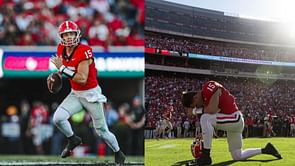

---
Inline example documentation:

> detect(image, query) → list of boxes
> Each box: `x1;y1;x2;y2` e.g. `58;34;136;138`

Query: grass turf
0;155;143;165
145;137;295;166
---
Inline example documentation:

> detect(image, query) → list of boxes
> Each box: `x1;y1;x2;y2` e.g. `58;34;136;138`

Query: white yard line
158;144;176;149
0;161;144;166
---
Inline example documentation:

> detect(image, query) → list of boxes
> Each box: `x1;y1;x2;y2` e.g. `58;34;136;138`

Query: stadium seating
145;0;294;45
0;0;144;47
145;31;295;62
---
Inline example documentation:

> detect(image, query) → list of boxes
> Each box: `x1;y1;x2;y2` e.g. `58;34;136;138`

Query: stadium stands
145;31;295;62
0;0;144;47
145;0;295;45
145;0;295;65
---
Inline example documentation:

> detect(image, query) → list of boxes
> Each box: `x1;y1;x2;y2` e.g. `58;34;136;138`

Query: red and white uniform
163;106;173;121
288;116;293;124
162;106;173;136
202;81;238;114
31;105;49;125
53;21;120;154
200;81;244;155
200;81;271;161
57;43;98;91
30;103;53;146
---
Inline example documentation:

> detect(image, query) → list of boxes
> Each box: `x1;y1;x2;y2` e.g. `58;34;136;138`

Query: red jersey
31;104;49;125
163;107;173;120
57;43;98;90
245;116;254;126
202;81;238;114
290;116;295;124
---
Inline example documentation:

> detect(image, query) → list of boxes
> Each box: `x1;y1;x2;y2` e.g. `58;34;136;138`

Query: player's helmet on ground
58;21;81;46
181;91;197;108
191;139;203;159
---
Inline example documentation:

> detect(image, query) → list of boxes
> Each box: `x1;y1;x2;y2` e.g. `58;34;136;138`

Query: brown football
47;72;62;94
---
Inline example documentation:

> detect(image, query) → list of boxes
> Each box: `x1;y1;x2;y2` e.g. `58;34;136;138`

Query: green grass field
0;155;143;165
145;137;295;166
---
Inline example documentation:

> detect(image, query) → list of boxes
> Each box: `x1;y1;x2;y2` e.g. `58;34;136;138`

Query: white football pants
53;90;120;152
200;111;261;160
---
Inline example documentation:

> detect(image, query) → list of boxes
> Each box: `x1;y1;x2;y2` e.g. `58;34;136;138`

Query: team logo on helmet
58;21;81;46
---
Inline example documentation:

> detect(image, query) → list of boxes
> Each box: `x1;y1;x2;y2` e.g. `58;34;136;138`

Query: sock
202;148;211;156
261;147;267;154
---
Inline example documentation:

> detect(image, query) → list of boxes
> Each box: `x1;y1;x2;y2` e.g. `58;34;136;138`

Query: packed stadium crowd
145;72;295;138
145;0;293;45
0;0;144;47
145;32;295;62
0;97;144;156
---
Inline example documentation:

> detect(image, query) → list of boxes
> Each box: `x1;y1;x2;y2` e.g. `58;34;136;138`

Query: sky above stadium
164;0;295;23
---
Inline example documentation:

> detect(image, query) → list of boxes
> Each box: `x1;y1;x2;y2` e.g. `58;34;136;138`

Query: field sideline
0;155;143;166
145;137;295;166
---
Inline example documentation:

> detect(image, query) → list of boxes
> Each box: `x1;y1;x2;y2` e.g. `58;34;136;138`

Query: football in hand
47;72;62;94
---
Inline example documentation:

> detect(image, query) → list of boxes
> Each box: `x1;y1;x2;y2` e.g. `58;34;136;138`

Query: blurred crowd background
0;0;144;49
0;95;144;156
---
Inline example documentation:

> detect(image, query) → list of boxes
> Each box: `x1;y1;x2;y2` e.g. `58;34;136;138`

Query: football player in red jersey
163;105;173;138
182;80;282;165
50;21;125;165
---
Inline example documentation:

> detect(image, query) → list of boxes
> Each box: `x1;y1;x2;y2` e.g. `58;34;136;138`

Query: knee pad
53;107;70;124
231;149;242;160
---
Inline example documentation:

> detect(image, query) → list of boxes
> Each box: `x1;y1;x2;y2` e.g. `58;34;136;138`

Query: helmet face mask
58;21;81;46
60;32;78;46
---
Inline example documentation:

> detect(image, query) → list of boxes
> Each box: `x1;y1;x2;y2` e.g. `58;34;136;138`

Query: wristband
59;65;76;78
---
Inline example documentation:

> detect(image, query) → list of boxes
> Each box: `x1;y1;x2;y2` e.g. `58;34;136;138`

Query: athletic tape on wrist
59;65;76;78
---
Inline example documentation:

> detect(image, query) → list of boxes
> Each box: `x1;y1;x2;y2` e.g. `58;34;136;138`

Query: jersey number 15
84;50;92;59
207;83;216;92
